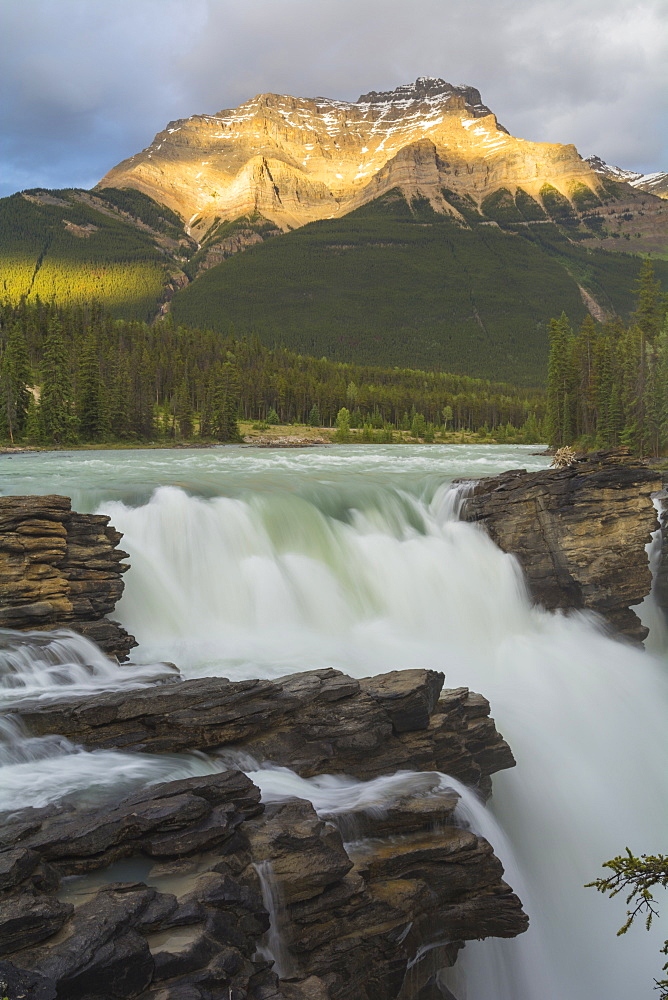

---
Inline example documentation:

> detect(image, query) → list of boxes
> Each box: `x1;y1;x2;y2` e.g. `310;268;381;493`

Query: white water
1;444;666;998
0;628;177;702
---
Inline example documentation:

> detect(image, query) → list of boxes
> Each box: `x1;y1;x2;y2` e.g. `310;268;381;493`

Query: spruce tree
546;313;575;446
211;362;241;442
77;331;108;442
39;318;75;445
0;324;31;443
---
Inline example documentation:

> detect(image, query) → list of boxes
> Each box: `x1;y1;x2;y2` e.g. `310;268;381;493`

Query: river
1;443;666;999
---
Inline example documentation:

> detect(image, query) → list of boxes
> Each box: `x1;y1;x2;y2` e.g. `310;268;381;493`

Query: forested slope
0;189;189;321
170;192;668;385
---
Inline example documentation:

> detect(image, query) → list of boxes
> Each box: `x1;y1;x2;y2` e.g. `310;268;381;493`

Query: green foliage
0;190;179;321
514;188;547;221
480;188;524;223
0;298;547;447
334;407;352;442
545;260;668;455
39;318;76;444
569;183;603;212
77;331;109;442
0;323;31;443
587;849;668;999
540;184;576;220
171;190;668;386
94;187;185;238
211;361;241;442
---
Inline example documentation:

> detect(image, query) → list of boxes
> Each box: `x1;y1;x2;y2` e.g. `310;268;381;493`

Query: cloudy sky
1;0;666;198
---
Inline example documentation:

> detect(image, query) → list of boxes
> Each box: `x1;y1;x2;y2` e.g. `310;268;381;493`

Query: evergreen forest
546;259;668;456
0;299;546;448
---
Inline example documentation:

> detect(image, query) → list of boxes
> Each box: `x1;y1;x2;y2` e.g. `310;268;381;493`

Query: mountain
99;76;605;237
0;187;193;320
1;78;667;385
586;155;668;200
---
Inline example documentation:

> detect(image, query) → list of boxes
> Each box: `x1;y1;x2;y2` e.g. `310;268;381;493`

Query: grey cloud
1;0;666;197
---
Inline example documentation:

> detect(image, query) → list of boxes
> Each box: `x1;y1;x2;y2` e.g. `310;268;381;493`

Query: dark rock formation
0;665;523;998
460;451;662;641
14;669;514;794
0;766;526;1000
0;494;135;659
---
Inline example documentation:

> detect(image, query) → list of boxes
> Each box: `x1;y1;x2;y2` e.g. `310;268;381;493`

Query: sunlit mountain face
97;76;603;235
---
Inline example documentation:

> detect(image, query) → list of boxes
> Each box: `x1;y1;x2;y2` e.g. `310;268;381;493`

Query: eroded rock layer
98;76;602;234
13;668;514;796
0;670;524;1000
0;495;135;659
460;451;662;641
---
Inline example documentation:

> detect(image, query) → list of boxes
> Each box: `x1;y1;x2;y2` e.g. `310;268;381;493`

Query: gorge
0;443;667;1000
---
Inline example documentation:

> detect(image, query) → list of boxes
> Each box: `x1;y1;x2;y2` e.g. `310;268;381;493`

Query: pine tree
211;362;241;442
546;314;575;446
174;377;194;439
0;324;31;443
39;318;75;444
77;331;108;442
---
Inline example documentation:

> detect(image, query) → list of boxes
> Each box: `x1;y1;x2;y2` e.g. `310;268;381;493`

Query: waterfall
97;478;668;1000
253;859;299;979
2;444;666;998
0;627;177;702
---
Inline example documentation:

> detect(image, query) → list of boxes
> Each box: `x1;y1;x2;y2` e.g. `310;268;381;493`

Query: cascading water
0;628;177;701
2;444;666;999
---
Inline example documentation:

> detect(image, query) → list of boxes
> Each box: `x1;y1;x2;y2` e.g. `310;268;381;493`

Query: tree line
0;298;546;446
547;259;668;456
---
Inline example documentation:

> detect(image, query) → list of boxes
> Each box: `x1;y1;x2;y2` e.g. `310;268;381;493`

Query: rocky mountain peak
357;76;490;113
586;154;668;199
98;78;604;232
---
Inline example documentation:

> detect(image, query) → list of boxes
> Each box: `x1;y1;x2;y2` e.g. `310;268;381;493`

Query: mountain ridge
97;77;603;236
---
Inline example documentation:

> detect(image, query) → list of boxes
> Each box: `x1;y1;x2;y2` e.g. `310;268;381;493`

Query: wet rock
359;670;443;732
460;450;662;641
0;961;57;1000
14;670;513;793
0;847;40;890
0;887;72;955
0;771;262;875
0;495;135;658
247;801;353;904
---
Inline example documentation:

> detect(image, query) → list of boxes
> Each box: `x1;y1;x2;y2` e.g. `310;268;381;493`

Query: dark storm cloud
1;0;666;197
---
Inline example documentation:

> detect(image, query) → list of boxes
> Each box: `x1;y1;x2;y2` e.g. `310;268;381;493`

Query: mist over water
2;444;666;999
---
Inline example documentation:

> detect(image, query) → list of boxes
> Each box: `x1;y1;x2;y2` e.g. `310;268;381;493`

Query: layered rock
0;495;135;659
0;763;526;1000
14;668;514;795
460;451;662;641
98;77;603;235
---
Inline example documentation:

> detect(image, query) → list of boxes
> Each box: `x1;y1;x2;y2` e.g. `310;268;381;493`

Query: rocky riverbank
460;450;663;641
